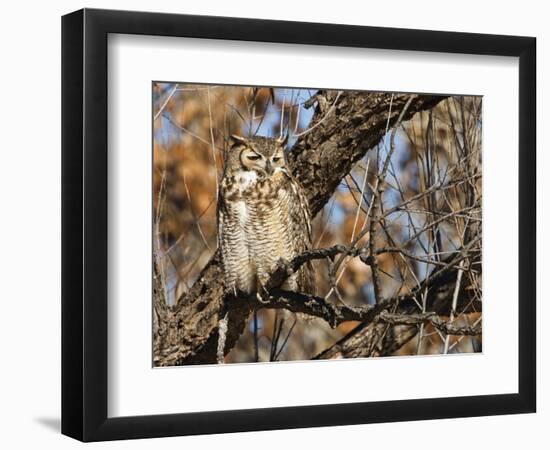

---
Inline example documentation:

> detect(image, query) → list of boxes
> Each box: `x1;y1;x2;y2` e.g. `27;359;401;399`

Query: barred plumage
218;135;315;298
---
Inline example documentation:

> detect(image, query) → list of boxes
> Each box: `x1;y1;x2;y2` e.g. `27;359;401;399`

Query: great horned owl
217;134;315;298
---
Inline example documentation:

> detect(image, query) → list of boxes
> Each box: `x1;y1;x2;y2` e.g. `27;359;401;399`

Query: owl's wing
285;173;316;295
286;175;312;250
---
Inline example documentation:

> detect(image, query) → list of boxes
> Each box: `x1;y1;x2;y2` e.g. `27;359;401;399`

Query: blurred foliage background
153;82;482;363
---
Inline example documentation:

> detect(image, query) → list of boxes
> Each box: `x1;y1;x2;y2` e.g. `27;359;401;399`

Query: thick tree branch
288;91;445;215
153;91;448;366
252;291;481;337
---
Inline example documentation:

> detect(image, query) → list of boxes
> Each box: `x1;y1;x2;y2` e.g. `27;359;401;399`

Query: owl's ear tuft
277;134;289;147
229;134;248;146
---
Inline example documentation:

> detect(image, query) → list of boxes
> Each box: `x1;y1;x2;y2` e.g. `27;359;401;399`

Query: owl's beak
265;161;274;175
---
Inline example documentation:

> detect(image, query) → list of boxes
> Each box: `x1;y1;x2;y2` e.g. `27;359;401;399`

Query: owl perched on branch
217;135;315;299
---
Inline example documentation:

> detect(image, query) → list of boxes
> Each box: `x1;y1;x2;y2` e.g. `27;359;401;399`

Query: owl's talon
256;291;271;305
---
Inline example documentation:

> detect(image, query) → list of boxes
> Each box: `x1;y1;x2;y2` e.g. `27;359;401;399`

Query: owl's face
230;135;288;178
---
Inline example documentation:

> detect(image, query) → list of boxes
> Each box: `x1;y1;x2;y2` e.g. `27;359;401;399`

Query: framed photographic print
61;8;536;442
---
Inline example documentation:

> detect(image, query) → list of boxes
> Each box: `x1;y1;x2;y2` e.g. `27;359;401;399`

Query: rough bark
153;91;448;366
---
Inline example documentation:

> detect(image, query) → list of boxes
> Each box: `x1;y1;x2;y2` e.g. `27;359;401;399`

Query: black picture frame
61;8;536;442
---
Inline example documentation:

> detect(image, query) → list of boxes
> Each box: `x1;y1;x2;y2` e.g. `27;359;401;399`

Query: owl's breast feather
235;200;249;226
238;171;258;191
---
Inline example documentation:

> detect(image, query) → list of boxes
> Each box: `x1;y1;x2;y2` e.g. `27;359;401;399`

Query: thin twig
154;83;178;121
206;88;220;202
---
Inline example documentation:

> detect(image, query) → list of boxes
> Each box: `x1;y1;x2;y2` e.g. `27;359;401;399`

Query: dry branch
377;311;481;336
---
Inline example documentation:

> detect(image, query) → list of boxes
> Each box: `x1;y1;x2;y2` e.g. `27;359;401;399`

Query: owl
217;134;315;299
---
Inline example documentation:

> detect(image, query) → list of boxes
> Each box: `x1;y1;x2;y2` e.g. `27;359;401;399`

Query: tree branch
263;289;388;327
377;311;481;336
